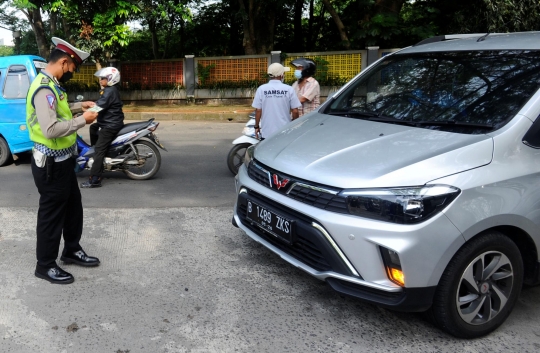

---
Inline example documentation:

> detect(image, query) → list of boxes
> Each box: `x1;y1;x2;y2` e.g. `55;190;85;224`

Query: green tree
50;0;141;68
137;0;191;59
0;44;14;56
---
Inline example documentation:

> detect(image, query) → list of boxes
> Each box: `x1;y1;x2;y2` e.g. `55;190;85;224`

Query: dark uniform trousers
89;124;121;177
31;156;83;268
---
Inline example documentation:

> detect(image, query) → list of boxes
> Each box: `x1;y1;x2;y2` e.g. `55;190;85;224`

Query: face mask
294;70;302;79
59;62;74;83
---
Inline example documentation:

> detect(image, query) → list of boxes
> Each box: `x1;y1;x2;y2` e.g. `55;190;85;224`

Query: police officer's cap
51;37;90;66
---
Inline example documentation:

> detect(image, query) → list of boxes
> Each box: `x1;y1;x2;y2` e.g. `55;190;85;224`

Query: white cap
51;37;90;65
267;63;290;77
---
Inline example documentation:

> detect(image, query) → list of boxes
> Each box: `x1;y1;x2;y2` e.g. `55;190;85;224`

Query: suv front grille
237;189;359;277
238;202;332;271
248;161;349;214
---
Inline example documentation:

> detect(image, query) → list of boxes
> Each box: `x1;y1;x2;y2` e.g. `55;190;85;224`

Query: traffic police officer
27;37;99;284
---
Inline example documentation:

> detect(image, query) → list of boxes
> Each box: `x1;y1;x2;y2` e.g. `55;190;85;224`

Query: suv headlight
340;185;460;224
244;144;256;168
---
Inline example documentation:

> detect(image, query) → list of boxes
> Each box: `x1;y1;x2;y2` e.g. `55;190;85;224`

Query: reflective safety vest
26;72;76;150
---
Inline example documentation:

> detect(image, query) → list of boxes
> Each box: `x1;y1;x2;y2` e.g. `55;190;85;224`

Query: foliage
137;0;191;59
0;45;13;56
57;1;141;64
62;80;100;92
196;63;216;87
197;79;265;91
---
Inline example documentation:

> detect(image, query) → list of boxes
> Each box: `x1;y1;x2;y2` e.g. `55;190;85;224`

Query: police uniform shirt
252;80;302;139
33;70;86;140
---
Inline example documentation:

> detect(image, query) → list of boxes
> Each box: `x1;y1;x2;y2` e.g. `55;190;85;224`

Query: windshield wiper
328;111;418;126
328;110;379;117
413;121;494;129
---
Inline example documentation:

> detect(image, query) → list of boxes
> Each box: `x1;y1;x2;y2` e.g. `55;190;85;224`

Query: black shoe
61;250;100;267
35;265;74;284
80;176;102;188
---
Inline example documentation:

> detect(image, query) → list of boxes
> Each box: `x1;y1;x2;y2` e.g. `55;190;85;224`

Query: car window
326;51;540;134
3;65;30;99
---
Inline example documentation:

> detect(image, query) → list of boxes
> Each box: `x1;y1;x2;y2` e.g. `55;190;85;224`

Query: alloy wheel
456;251;514;325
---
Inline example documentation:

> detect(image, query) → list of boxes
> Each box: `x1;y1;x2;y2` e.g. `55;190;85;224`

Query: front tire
430;231;523;338
227;143;251;175
0;137;12;167
123;140;162;180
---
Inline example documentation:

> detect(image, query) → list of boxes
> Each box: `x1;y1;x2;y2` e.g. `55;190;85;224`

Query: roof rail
413;33;500;46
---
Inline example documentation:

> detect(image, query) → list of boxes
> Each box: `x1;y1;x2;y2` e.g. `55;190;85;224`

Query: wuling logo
272;174;290;190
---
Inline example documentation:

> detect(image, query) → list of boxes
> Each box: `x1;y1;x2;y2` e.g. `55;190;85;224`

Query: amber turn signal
388;267;405;287
380;246;405;287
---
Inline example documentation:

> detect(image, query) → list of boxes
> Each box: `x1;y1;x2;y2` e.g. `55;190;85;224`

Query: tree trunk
307;0;314;50
179;19;185;56
148;20;160;59
238;0;257;54
23;5;50;59
374;0;405;14
238;0;278;54
50;11;57;35
321;0;350;49
162;14;177;59
293;0;304;51
61;17;72;41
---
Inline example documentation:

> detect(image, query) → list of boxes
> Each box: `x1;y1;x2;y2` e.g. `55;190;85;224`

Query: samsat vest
26;72;76;150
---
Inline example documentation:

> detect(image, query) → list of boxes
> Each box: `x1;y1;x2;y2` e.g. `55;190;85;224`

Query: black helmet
291;58;316;78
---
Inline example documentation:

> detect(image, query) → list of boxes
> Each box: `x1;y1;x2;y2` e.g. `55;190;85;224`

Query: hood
254;114;493;188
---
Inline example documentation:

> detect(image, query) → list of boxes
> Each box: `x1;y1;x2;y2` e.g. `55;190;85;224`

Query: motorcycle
75;118;167;180
227;111;260;175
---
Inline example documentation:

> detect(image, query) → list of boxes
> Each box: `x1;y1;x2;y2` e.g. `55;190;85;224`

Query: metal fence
71;48;398;90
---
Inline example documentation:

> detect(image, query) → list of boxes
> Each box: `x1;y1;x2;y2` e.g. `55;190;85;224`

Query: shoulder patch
46;94;56;109
41;76;50;84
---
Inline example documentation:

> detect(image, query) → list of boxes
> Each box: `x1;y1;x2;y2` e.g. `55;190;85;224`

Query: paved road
1;121;540;352
0;121;240;208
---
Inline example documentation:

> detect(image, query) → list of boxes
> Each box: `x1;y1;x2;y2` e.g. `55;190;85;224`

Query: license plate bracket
246;199;294;244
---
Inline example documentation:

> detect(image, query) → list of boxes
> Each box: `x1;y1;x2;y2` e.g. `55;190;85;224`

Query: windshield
325;50;540;134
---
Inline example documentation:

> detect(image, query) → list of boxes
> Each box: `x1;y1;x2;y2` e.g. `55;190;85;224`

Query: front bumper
235;187;437;311
234;164;465;312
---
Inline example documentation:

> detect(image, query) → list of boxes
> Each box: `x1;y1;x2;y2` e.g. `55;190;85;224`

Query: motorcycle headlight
340;185;460;224
244;144;256;168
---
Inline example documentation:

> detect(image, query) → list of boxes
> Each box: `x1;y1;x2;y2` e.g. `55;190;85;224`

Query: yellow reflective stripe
28;112;38;128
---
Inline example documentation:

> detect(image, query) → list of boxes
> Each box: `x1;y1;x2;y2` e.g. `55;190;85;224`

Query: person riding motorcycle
80;67;125;188
291;58;320;117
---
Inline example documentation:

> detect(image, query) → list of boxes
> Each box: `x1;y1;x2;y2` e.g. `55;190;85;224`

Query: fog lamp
380;247;405;286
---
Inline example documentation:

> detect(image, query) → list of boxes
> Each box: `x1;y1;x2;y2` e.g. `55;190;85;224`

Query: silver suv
233;32;540;338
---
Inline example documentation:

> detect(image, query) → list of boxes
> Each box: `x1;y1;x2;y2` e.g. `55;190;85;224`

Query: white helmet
94;67;120;87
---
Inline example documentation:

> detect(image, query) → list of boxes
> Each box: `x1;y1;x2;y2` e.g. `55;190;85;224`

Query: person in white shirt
252;63;302;139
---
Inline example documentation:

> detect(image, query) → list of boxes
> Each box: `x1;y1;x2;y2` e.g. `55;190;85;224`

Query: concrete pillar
184;55;195;99
270;51;281;64
366;46;380;67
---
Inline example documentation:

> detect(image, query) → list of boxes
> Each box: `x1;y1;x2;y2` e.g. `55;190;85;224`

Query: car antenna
478;19;514;42
477;32;490;42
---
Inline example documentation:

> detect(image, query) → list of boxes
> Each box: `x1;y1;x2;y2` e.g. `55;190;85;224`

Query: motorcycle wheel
123;140;162;180
227;143;252;175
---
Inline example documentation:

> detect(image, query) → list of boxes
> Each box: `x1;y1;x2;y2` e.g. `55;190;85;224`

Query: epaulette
41;76;50;84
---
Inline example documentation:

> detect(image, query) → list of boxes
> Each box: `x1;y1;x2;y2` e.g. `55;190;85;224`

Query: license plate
246;199;294;244
152;133;166;150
